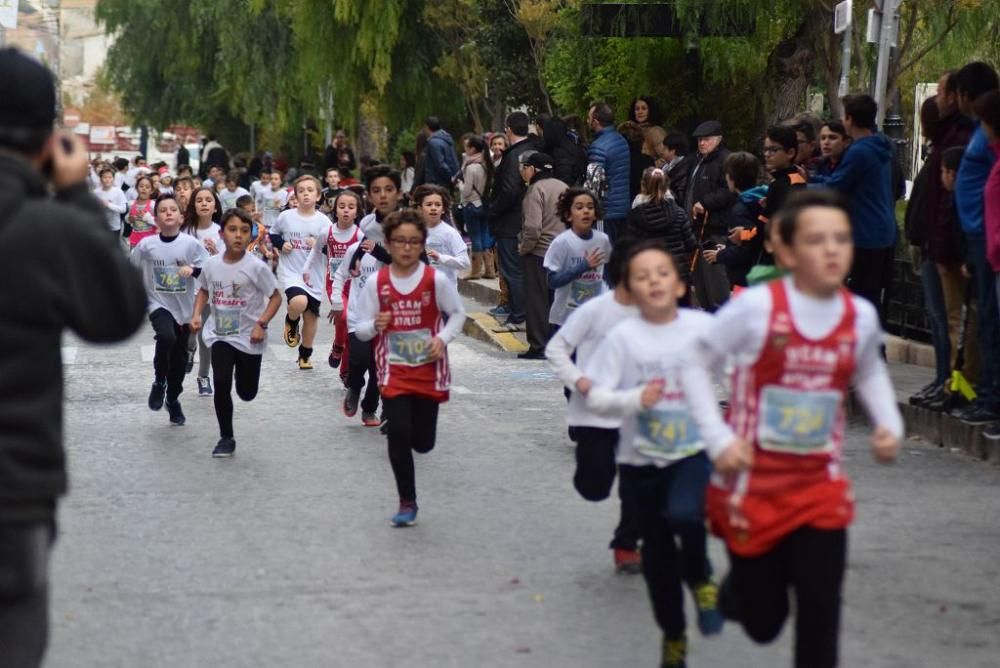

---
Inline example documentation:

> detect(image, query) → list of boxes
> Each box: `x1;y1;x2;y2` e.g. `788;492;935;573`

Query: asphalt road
45;313;1000;667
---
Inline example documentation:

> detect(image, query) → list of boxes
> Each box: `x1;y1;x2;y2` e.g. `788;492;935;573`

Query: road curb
463;312;529;353
458;277;501;304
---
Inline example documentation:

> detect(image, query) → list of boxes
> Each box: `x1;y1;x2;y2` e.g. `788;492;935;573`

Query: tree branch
894;0;919;64
894;4;958;77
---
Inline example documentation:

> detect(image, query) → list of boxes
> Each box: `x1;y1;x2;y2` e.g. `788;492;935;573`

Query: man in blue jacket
421;116;460;189
586;103;630;243
810;94;897;321
953;61;1000;427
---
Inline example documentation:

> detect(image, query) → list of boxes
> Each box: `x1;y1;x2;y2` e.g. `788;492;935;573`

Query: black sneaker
517;349;545;360
148;379;167;411
913;384;947;410
166;399;186;426
343;388;360;417
909;381;941;405
212;438;236;458
983;423;1000;441
958;404;1000;426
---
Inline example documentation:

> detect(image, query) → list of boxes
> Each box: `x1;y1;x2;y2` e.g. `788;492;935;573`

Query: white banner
90;126;117;145
0;0;17;30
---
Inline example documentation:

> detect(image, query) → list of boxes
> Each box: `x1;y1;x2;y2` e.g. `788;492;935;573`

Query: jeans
0;522;53;668
602;217;626;247
620;453;713;638
211;342;263;439
920;259;951;384
495;237;525;321
966;236;1000;408
464;204;493;253
383;395;440;502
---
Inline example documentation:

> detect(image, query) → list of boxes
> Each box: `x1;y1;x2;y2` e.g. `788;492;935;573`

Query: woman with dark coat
542;117;588;187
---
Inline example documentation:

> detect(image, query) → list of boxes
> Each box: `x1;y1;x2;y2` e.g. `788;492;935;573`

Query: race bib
153;266;185;293
213;307;242;337
387;328;433;366
757;385;841;455
569;278;602;308
635;408;703;461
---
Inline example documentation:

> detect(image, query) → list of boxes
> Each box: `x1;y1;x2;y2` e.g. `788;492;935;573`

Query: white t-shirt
334;240;385;332
93;186;127;231
353;265;467;344
359;212;384;244
198;253;279;355
545;290;640;428
304;223;361;293
259;186;288;229
543;229;612;325
132;233;209;324
585;309;720;467
272;209;327;299
424;222;470;287
190;222;224;256
219;186;251;211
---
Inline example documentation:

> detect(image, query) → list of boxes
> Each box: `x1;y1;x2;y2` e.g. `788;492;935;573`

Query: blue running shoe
691;581;724;636
488;304;511;318
391;502;418;527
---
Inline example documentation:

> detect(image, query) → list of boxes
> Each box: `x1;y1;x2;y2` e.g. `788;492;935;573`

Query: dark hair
629;96;663;126
325;166;340;176
464;134;486;154
766;124;799;155
556;187;603;225
775;189;850;246
941;145;965;172
208;163;224;174
401;150;416;169
221;207;254;231
462;134;495;197
0;126;50;156
534;112;552;130
411;183;452;211
663;131;689;155
226;169;240;184
955;61;1000;103
173;175;194;190
425;116;442;132
723;152;763;192
153;193;179;216
842;94;878;130
820;120;847;138
133;155;146;165
920;95;941;142
794;122;816;142
382;208;427;243
332;189;364;218
617;121;646;150
505;111;530;137
113;157;129;171
415;128;430;156
98;166;115;178
973;89;1000;134
590;103;614;127
942;69;959;94
235;194;254;208
363;164;402;191
621;239;681;292
562;114;584;134
134;175;155;197
182;186;223;234
606;239;630;287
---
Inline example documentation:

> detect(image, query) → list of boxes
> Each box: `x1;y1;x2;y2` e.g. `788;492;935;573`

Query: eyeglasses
390;237;424;248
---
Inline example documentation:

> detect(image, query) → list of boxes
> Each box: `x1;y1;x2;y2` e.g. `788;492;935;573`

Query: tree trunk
756;20;816;132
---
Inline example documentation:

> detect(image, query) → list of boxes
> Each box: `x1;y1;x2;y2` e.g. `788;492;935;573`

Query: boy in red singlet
688;190;903;668
355;210;466;527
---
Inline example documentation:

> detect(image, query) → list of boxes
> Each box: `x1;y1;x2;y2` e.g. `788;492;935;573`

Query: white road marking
61;347;78;365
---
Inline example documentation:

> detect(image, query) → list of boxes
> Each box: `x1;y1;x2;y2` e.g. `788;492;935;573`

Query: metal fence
885;243;931;343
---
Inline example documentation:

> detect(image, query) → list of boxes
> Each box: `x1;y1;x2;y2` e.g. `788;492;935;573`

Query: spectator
399;150;416;198
660;131;694;203
618;120;655;204
326;129;356;175
460;134;495;279
176;141;189;168
585;102;630;243
489;111;541;329
517;151;568;358
420;116;460;189
810;94;897;321
685;120;732;310
706;152;767;288
489;132;508;168
953;62;1000;427
762;124;807;220
623;166;698;287
542;116;587;186
815;120;850;177
629;96;667;160
0;48;146;666
792;121;820;174
200;135;229;179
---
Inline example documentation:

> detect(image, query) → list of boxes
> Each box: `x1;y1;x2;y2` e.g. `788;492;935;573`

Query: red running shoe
614;548;642;574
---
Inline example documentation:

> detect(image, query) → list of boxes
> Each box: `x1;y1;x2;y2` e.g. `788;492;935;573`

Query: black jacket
542;118;587;187
0;152;146;523
623;198;698;282
716;197;763;287
489;135;541;238
667;154;694;205
628;148;655;203
684;146;731;236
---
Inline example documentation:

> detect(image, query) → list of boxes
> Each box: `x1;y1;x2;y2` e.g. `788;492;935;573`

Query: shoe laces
694;582;718;611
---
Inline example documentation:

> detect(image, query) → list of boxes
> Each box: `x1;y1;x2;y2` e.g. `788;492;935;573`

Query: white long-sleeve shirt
425;221;470;287
93;186;128;231
332;240;384;333
353;265;466;344
545;290;639;428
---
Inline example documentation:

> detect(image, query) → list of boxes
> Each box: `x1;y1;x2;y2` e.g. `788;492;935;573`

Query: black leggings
348;333;380;414
573;426;639;551
211;342;263;439
726;527;847;668
0;522;52;668
383;395;440;502
150;308;190;402
621;455;713;639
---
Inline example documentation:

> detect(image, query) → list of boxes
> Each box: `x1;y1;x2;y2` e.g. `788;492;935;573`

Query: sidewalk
458;276;1000;465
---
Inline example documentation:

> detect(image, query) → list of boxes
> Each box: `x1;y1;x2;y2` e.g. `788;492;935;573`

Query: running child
411;184;470;286
219;169;251;210
690;190;903;668
304;190;362;372
355;209;466;526
191;208;282;458
544;240;643;573
259;168;288;231
133;194;209;426
269;175;328;368
320;166;343;215
544;188;613;330
127;175;158;248
174;176;194;212
240;194;274;265
93;166;128;242
182;187;224;393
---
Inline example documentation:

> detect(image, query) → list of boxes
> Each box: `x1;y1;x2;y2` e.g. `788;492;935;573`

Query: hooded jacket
424;129;461;188
542;117;587;187
519;171;569;257
810;133;897;249
588;125;631;220
0;151;146;523
623;197;698;282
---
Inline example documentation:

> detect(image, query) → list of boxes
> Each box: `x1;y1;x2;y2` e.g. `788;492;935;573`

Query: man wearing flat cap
0;48;145;666
685;120;732;310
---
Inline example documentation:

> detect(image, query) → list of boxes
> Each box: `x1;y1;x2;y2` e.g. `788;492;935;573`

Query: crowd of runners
77;57;1000;668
